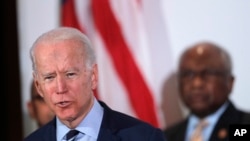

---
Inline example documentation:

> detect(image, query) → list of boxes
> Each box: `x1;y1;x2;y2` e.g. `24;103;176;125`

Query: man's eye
67;73;76;78
44;76;54;81
203;70;215;76
203;69;225;77
180;71;194;78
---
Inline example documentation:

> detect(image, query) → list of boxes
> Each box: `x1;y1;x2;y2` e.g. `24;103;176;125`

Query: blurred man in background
27;80;55;127
164;41;250;141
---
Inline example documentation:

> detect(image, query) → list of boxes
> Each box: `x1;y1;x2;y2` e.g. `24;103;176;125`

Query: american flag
61;0;173;128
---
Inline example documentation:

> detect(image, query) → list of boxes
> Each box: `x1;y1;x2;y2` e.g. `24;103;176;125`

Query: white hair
30;27;96;73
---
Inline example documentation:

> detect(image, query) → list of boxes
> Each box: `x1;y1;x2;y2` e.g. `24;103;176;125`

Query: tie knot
66;130;79;140
190;119;208;141
197;119;208;129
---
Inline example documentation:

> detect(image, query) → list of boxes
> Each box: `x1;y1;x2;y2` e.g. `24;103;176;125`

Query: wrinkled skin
33;39;98;129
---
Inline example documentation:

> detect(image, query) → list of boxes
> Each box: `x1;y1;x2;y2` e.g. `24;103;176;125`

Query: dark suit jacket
164;101;250;141
24;101;166;141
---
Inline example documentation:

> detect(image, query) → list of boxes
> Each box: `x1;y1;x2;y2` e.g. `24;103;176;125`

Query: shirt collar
185;102;229;141
56;98;104;140
189;101;229;128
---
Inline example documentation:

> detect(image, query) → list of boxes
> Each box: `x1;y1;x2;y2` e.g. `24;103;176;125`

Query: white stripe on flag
62;0;174;128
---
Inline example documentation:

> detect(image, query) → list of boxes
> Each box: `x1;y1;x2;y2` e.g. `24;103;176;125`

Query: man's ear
227;75;235;94
34;80;44;98
91;64;98;90
33;73;44;98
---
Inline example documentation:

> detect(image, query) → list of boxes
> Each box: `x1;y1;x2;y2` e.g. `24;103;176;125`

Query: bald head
179;42;232;75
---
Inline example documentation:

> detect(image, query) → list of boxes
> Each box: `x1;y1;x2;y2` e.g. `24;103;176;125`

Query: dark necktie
66;130;79;141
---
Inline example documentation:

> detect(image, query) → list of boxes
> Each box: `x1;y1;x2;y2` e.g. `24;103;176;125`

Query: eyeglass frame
178;69;231;82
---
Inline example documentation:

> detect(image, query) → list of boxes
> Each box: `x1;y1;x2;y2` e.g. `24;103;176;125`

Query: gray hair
30;27;96;73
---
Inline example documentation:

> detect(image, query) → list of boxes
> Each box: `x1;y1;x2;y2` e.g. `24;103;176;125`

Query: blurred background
4;0;250;140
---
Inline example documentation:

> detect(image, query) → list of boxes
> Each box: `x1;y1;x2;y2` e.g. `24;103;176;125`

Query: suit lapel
97;128;121;141
42;118;57;141
97;101;123;141
175;120;188;141
209;102;241;141
164;119;188;141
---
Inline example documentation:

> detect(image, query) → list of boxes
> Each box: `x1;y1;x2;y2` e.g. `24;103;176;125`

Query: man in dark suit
24;27;166;141
164;41;250;141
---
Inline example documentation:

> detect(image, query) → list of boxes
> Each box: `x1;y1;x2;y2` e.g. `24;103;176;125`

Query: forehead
179;46;226;70
34;40;85;70
36;38;83;52
35;40;84;59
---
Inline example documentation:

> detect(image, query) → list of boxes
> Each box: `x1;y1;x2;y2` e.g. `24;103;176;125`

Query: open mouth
57;101;70;108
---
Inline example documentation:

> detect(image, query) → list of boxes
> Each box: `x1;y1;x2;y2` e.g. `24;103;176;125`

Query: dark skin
178;42;234;118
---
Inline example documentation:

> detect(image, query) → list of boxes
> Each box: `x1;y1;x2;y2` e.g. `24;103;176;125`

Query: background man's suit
164;101;250;141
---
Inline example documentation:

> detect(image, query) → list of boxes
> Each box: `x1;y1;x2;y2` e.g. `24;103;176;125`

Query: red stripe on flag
61;0;84;32
61;0;99;99
91;0;159;127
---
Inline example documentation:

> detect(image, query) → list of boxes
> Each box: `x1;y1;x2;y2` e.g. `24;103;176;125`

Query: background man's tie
190;119;208;141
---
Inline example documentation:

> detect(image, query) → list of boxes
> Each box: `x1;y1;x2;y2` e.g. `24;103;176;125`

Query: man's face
178;47;234;118
33;40;98;123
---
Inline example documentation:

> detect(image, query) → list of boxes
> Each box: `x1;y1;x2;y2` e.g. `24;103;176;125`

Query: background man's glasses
178;69;229;81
